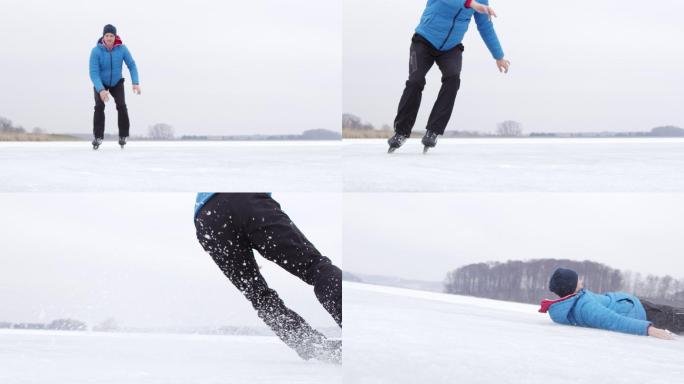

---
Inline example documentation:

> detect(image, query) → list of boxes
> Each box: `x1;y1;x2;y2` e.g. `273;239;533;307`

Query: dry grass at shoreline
0;133;82;142
343;128;425;139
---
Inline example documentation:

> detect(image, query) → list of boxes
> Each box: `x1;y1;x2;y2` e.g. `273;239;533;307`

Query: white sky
344;193;684;282
0;0;341;136
344;0;684;134
0;193;341;329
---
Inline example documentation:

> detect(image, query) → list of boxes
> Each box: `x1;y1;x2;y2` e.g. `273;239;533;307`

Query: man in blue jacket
388;0;510;153
194;193;342;363
539;268;681;340
89;24;140;150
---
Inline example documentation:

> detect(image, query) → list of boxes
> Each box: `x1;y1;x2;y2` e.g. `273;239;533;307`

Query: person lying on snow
194;193;342;363
539;268;682;340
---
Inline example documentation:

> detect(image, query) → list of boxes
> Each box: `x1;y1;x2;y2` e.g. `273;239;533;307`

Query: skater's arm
578;299;652;336
89;48;105;92
123;46;140;86
473;0;505;61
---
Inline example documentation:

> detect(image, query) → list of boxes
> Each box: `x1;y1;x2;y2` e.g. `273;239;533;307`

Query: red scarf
538;293;577;313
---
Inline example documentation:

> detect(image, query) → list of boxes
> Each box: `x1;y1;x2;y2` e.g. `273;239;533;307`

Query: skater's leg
195;203;329;359
426;43;463;135
211;193;342;328
93;87;106;139
640;299;684;334
109;79;130;138
393;35;436;137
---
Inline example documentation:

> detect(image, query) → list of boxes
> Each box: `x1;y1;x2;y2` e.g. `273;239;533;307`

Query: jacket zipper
439;9;462;50
109;50;113;86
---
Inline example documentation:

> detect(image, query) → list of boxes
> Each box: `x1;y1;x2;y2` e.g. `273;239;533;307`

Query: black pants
93;78;129;139
641;298;684;334
393;34;464;136
194;194;342;356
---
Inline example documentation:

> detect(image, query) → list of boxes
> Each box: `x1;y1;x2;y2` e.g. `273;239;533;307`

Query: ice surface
0;330;341;384
0;141;340;192
343;138;684;192
344;282;684;384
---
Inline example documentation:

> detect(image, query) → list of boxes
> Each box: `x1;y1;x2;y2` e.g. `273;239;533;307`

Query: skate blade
423;146;429;154
388;147;397;154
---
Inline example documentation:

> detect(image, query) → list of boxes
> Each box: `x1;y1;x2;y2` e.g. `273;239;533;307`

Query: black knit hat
103;24;117;36
549;268;579;298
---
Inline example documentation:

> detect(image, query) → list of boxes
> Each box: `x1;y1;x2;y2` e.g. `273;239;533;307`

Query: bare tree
342;113;362;129
148;123;175;140
48;318;87;331
497;120;523;137
0;116;25;133
342;113;375;130
0;116;12;132
93;317;120;332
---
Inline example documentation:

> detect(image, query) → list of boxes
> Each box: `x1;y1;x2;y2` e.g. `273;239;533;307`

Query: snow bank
343;138;684;192
344;282;684;384
0;329;341;384
0;141;340;192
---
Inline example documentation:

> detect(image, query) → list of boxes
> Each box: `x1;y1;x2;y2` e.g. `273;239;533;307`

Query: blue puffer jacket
545;289;651;336
415;0;504;59
194;193;273;217
194;193;216;217
89;36;139;93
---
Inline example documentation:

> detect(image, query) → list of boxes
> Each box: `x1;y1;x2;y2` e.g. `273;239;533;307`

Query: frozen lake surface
345;282;684;384
0;141;340;192
0;330;341;384
343;138;684;192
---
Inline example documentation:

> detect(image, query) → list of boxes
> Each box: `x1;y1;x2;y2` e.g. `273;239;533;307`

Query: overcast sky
344;193;684;282
0;0;340;136
344;0;684;134
0;193;341;329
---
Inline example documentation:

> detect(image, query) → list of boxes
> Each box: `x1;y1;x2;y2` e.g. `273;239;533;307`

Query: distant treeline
0;318;87;331
180;129;341;141
444;259;684;306
2;115;341;141
0;115;78;141
0;318;340;337
343;112;684;138
342;113;486;138
529;126;684;138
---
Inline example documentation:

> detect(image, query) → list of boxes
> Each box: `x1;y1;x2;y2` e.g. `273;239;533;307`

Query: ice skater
89;24;140;150
388;0;510;154
539;268;682;340
194;193;342;363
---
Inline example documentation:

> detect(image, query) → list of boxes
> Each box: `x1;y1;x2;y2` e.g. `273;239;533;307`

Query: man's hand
496;58;510;74
470;1;497;21
132;84;141;95
648;326;676;340
99;90;110;103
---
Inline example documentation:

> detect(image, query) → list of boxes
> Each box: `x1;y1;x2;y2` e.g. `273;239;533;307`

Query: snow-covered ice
0;141;340;192
0;330;341;384
344;282;684;384
343;138;684;192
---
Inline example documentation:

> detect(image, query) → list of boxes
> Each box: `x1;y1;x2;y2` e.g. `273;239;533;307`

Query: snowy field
343;138;684;192
344;282;684;384
0;330;341;384
0;141;340;192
